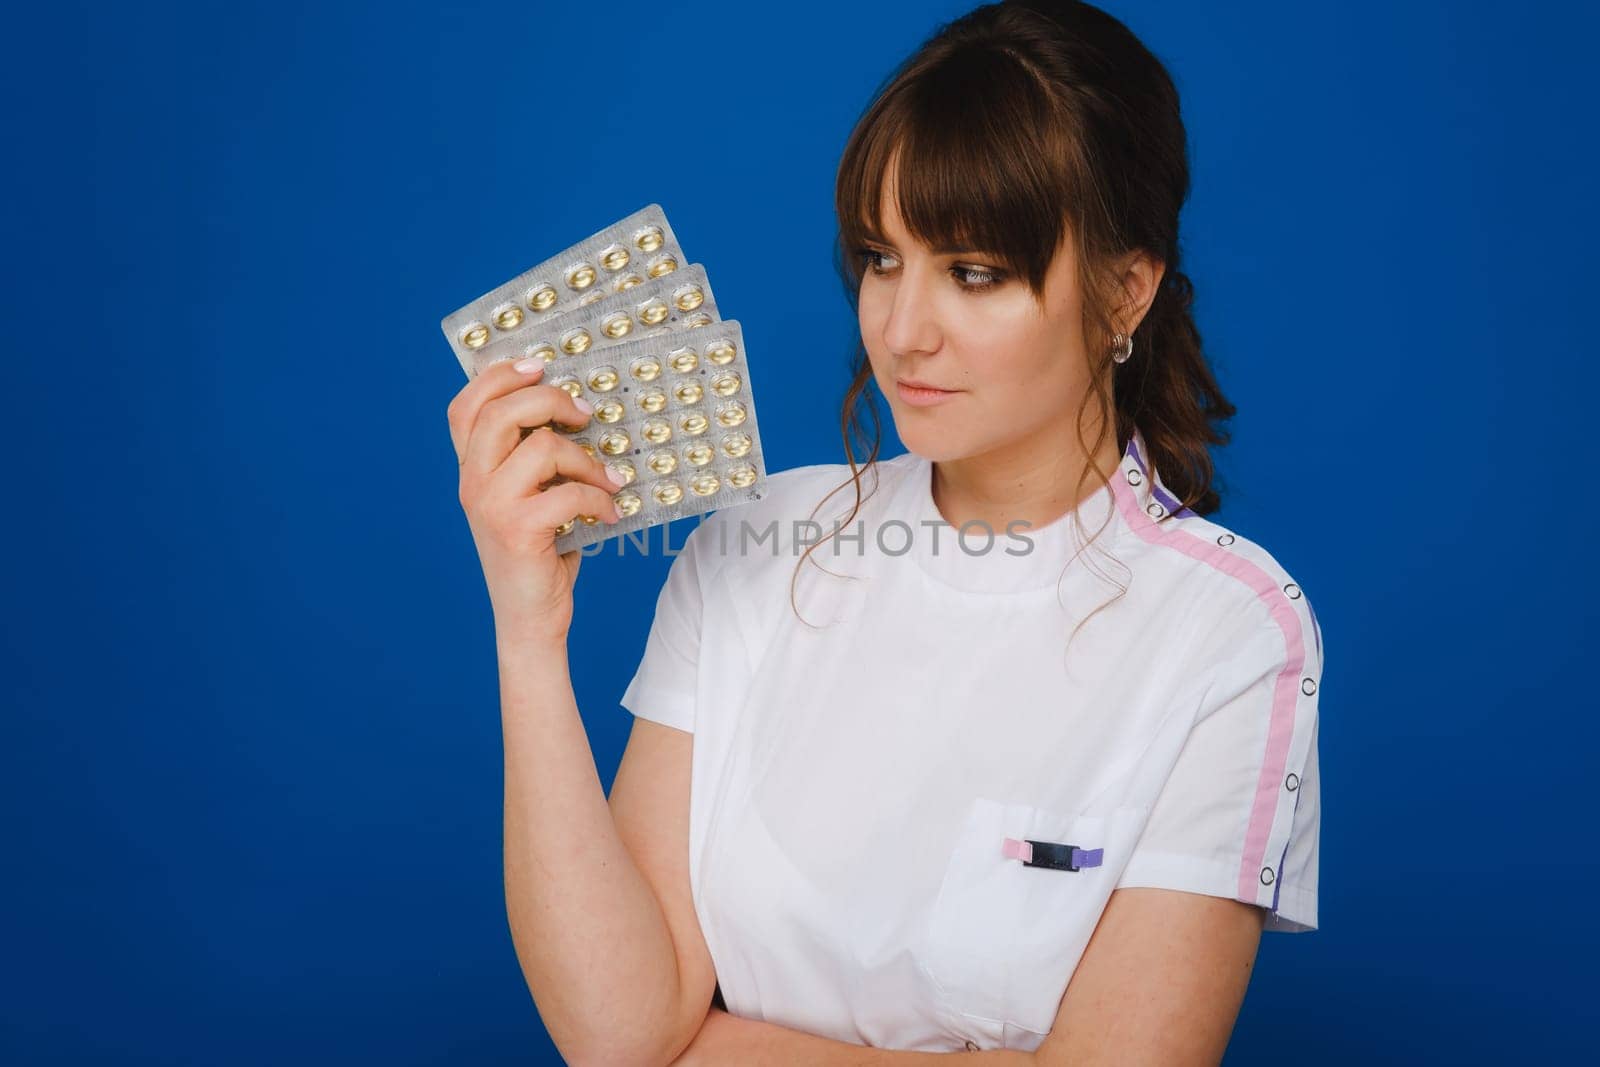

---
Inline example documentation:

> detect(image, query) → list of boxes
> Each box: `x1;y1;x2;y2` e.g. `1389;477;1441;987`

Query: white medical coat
619;425;1323;1052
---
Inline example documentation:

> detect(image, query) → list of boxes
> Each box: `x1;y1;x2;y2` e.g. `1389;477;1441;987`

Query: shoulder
1131;506;1324;676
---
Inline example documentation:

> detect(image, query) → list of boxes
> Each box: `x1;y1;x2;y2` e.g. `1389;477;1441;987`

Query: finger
518;480;625;537
445;356;549;466
461;379;597;478
488;425;628;508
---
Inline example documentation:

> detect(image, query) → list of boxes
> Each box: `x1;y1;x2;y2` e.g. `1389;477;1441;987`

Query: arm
670;1009;1035;1065
500;640;706;1066
1032;887;1265;1067
669;886;1261;1066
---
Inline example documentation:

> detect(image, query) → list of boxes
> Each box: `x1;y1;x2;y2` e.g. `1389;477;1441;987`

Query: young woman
446;2;1323;1063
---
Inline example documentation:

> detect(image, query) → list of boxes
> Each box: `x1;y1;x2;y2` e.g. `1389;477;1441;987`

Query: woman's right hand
446;357;627;640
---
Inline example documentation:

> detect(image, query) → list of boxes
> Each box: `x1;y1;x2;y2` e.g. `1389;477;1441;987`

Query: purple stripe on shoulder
1151;483;1197;519
1306;596;1322;661
1129;434;1196;518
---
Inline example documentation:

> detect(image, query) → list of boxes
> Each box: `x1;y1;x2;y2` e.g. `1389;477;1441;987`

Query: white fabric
618;426;1323;1053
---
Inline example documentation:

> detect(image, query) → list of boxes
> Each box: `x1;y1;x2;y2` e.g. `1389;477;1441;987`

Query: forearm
498;623;684;1067
677;1008;1036;1065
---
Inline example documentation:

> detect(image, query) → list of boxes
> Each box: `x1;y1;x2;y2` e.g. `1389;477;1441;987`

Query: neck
929;424;1125;536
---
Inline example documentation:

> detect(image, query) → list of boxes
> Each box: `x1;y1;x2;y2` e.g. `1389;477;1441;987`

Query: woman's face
856;164;1097;466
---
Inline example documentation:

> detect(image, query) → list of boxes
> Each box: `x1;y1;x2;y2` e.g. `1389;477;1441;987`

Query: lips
894;379;961;407
897;379;955;392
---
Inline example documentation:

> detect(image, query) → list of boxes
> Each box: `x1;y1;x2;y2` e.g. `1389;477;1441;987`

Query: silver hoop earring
1111;332;1134;364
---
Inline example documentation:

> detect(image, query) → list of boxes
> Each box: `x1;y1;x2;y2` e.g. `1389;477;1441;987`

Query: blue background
5;0;1593;1062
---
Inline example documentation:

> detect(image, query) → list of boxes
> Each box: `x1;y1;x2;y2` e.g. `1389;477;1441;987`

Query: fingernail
513;358;544;375
606;466;627;487
573;397;595;415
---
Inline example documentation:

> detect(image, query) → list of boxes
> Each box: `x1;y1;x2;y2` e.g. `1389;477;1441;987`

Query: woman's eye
854;247;1005;293
856;247;896;274
953;265;1004;292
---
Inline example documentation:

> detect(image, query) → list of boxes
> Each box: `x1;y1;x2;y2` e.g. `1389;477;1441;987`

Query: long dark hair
791;0;1237;624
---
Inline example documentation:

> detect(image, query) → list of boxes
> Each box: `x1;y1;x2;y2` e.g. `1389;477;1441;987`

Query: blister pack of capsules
441;205;769;554
442;204;688;373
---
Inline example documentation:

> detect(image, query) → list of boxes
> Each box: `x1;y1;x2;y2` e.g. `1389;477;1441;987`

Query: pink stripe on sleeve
1110;473;1309;906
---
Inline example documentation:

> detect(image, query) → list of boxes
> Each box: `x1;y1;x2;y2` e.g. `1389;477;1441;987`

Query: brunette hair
790;0;1237;625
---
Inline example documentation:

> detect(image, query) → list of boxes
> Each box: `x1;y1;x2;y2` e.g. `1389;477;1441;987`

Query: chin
892;418;973;463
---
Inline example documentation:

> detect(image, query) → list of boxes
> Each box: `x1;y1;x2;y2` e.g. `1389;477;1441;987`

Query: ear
1116;249;1166;334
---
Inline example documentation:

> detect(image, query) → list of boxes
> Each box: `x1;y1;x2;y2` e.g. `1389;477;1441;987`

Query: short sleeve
618;518;713;734
1116;595;1323;932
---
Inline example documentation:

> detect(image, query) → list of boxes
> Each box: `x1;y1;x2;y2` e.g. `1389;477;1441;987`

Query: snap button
965;1039;980;1051
1216;533;1235;546
1283;582;1301;599
1145;501;1164;518
1260;866;1275;885
1301;678;1317;696
1285;772;1299;791
1126;468;1142;486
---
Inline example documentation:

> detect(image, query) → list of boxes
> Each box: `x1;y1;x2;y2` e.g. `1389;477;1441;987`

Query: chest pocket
915;795;1149;1044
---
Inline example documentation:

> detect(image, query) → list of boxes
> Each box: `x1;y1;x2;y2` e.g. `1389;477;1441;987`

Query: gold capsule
599;243;630;272
684;442;715;467
560;328;592;355
634;225;664;253
711;373;741;397
641;417;672;444
674;381;704;405
575;440;597;458
554;518;575;535
579;290;606;307
679;412;709;436
601;313;632;339
638;299;670;326
706;339;737;365
647;449;678;475
493;304;524;331
615;274;644;292
668;347;699;374
716;402;747;428
566;263;597;290
638;388;667;414
613;488;643;517
652;481;684;506
689;472;720;497
461;322;490;349
647;254;678;278
527;285;558;312
599;431;631;456
594;399;625;424
721;432;752;458
685;313;713;328
588;366;620;392
528;342;557;363
630;356;662;382
727;463;758;489
579;513;601;526
673;285;705;312
553;378;582;398
607;459;637;486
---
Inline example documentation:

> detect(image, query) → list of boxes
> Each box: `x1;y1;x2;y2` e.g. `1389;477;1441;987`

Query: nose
879;261;943;357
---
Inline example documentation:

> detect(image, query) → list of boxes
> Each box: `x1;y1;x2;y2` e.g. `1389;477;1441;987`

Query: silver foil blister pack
440;204;687;372
535;320;768;553
463;263;721;379
442;205;769;553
